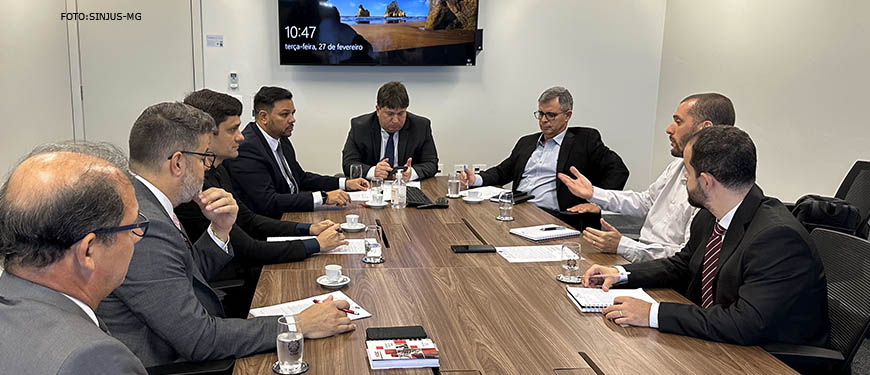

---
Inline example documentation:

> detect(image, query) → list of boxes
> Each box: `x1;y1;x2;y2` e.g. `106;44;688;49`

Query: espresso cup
467;190;481;200
325;264;342;283
345;214;359;227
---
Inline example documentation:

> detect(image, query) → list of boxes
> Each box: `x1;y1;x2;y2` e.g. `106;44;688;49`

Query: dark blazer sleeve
405;113;439;179
479;136;531;187
656;225;819;345
228;223;311;263
225;137;315;217
582;128;629;190
342;115;375;177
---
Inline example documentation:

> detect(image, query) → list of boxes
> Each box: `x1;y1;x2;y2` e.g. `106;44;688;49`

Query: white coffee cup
467;190;481;200
345;214;359;227
325;264;342;282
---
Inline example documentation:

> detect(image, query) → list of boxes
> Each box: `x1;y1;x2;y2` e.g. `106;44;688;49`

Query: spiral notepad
566;287;656;313
509;225;581;241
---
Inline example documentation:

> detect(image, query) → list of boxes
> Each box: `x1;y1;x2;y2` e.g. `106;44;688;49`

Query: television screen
278;0;479;66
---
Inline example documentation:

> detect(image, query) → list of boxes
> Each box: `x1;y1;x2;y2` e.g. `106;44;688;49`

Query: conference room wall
200;1;668;191
653;0;870;202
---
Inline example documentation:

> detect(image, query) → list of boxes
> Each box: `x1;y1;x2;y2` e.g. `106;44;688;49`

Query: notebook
509;224;581;241
565;287;656;313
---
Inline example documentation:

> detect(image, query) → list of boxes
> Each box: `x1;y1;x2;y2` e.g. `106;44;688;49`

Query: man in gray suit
0;142;148;374
97;102;355;367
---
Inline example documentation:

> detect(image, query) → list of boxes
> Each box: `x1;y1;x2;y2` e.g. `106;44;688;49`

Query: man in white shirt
0;142;147;373
558;93;735;261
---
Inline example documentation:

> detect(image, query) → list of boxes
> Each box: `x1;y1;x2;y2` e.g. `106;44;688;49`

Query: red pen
312;299;358;315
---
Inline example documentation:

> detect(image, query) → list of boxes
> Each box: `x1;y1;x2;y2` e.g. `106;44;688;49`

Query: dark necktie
385;132;395;167
700;223;726;309
97;317;111;335
275;143;298;194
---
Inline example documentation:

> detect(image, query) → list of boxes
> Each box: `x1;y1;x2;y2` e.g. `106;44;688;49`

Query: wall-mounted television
278;0;480;66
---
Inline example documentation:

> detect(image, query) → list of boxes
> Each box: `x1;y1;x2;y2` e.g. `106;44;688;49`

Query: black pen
541;226;563;231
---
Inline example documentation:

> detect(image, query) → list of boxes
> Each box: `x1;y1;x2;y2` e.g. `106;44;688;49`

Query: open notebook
566;287;656;313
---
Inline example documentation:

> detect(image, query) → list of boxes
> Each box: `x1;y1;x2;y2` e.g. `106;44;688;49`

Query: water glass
275;316;307;374
496;191;514;221
362;225;384;264
447;172;461;197
559;242;582;283
349;163;364;180
370;178;384;204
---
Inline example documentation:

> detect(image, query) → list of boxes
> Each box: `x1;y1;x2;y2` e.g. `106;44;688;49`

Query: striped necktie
700;223;726;309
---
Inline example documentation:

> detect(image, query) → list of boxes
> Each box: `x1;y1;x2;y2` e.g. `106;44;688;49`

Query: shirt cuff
471;174;483;187
366;166;375;180
409;167;420;181
312;192;323;208
302;238;320;255
296;223;311;236
207;225;230;253
338;177;347;190
613;265;629;284
615;236;634;256
649;302;660;328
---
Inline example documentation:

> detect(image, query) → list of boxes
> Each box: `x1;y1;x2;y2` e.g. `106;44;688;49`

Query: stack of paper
267;236;366;255
249;290;371;320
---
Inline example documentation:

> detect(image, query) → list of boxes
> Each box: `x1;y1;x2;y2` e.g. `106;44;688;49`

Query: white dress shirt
616;199;742;328
590;159;699;262
61;293;99;327
134;175;229;252
256;124;346;208
364;127;420;181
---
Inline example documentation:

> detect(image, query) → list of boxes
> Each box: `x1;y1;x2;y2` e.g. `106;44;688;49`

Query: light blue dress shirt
514;129;567;212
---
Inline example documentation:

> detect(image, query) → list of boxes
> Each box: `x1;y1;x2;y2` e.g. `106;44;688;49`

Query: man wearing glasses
460;86;629;229
97;103;355;368
0;142;147;373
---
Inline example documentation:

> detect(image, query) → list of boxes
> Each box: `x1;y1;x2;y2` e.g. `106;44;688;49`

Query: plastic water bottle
392;171;407;209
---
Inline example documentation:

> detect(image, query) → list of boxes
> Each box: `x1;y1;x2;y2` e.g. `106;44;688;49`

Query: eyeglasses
170;151;216;169
533;111;566;120
93;212;150;238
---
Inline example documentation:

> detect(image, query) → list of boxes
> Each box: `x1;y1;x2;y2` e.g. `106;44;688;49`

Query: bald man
0;142;148;374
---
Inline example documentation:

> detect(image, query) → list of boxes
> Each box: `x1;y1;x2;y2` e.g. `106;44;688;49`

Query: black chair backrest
834;161;870;238
811;228;870;370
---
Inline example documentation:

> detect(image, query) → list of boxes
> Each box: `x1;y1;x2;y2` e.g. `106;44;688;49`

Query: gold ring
618;311;623;318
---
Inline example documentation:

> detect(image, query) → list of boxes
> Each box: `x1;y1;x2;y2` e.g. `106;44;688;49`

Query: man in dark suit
97;102;355;367
0;142;147;374
177;89;348;316
460;86;629;229
342;81;439;181
225;86;369;218
582;126;829;348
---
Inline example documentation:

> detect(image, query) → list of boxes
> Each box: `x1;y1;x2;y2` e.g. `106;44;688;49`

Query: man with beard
97;102;356;367
582;126;829;350
558;93;734;262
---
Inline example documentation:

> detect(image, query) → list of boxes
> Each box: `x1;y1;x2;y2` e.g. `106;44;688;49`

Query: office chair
764;228;870;374
834;161;870;239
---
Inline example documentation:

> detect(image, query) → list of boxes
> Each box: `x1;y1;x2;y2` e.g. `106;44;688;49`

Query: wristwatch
320;191;328;202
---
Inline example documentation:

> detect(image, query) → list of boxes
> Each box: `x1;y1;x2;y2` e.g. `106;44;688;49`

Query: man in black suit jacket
342;81;439;181
176;90;348;316
583;126;829;348
225;86;369;218
461;86;629;229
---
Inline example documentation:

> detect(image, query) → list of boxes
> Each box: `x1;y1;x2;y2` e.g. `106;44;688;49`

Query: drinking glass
350;164;363;180
558;242;582;283
447;172;461;197
370;177;384;204
362;225;384;264
496;191;514;221
274;315;307;374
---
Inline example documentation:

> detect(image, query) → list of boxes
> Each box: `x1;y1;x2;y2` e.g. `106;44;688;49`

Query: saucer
446;194;462;199
556;274;583;284
364;201;388;209
316;275;350;289
462;196;485;204
340;222;366;232
272;359;309;374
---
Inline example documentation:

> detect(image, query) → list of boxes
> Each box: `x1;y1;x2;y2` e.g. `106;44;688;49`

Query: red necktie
700;223;726;309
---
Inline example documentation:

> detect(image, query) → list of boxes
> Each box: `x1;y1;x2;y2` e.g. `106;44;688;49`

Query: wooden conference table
233;178;794;375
